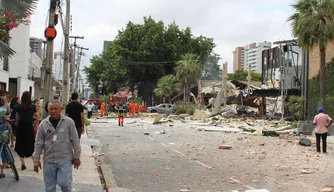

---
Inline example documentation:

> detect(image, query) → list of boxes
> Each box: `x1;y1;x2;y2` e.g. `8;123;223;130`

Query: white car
147;103;174;114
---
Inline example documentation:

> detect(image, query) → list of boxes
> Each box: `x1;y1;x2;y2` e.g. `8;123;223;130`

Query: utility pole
43;0;57;116
247;64;251;89
62;0;70;111
69;36;84;93
41;40;47;88
222;62;228;106
280;44;286;121
75;46;89;93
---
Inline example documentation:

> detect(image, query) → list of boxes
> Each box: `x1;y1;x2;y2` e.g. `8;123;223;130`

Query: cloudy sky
30;0;296;73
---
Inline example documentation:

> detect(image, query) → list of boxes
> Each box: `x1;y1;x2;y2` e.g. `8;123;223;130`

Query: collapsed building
200;40;306;119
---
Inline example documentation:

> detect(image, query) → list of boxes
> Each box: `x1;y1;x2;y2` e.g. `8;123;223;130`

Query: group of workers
97;101;146;126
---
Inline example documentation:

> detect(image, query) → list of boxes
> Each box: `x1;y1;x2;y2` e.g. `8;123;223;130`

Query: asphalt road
87;116;334;192
87;116;268;192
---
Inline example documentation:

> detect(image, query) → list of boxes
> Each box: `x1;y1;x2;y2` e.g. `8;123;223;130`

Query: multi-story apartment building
53;51;64;83
232;47;245;72
233;42;271;73
29;37;43;59
244;42;271;73
0;24;43;99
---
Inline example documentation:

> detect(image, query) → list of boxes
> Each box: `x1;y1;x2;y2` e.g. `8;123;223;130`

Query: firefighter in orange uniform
135;103;139;114
100;102;105;117
130;101;135;116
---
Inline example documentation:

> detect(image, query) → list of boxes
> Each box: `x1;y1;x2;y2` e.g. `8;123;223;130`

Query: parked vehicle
146;103;174;114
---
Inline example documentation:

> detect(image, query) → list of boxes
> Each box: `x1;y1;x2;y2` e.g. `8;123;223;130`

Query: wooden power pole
43;0;57;116
69;35;84;93
74;46;89;93
222;62;228;106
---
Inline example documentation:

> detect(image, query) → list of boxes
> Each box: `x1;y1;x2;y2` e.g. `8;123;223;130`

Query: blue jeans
43;161;72;192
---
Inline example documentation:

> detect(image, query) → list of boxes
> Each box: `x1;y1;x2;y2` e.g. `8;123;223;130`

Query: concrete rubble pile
140;102;301;138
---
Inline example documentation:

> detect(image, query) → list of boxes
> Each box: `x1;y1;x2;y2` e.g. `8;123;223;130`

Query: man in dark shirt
65;92;85;139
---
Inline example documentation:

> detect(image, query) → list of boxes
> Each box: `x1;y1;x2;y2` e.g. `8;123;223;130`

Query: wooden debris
218;145;232;150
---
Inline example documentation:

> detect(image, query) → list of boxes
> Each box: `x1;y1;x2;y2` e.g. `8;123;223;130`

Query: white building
53;51;64;83
244;42;271;73
0;23;44;99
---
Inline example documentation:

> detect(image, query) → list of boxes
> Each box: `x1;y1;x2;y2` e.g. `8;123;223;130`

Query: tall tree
153;75;179;103
202;53;221;80
288;0;334;109
0;0;37;57
175;53;202;101
85;16;216;97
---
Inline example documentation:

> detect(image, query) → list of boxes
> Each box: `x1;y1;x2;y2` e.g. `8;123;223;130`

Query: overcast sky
30;0;295;74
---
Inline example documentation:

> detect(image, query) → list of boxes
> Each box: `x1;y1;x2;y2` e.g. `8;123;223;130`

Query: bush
174;101;197;115
286;96;305;121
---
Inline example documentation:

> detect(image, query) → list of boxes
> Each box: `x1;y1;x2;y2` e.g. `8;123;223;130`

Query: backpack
0;106;6;117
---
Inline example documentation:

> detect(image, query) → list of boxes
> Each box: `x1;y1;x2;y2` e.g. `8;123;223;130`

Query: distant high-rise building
103;41;112;52
233;47;245;72
233;42;271;73
29;37;43;59
244;42;271;73
53;52;64;83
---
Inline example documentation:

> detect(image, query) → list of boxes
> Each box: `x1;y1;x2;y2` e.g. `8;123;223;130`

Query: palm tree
0;0;38;57
175;53;202;101
154;74;179;103
288;0;334;109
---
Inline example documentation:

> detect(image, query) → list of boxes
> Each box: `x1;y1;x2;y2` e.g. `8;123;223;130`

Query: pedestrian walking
313;107;333;154
33;99;42;138
66;92;85;140
34;100;81;192
15;91;37;170
8;96;19;147
86;102;93;119
0;90;10;169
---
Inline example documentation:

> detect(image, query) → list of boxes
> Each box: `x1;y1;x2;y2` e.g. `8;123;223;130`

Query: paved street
88;115;334;192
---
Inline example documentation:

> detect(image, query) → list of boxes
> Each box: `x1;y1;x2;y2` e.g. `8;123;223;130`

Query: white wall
0;70;9;91
9;24;31;78
30;51;43;78
17;77;35;98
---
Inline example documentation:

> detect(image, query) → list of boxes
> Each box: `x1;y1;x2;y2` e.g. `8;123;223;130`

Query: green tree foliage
175;53;202;101
227;69;262;82
202;53;222;80
153;75;179;103
84;16;215;96
286;96;305;120
288;0;334;109
308;58;334;119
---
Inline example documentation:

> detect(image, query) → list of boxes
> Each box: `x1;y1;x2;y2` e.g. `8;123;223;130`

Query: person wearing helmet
116;102;125;126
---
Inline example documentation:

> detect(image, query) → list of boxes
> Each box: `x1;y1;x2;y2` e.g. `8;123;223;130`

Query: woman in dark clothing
9;96;19;147
15;91;36;170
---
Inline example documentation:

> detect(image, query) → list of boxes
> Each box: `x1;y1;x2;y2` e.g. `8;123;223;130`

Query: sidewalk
0;132;103;192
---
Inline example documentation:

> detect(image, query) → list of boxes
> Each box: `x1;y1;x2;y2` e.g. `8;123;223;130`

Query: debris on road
144;132;149;135
218;145;232;150
320;188;333;192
